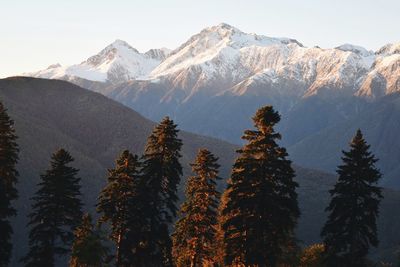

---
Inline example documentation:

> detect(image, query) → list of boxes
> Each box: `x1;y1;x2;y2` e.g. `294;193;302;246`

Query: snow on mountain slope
132;23;376;102
335;43;374;57
145;47;172;61
219;44;370;99
149;23;300;78
26;40;170;83
356;51;400;98
376;42;400;56
24;23;399;100
21;24;400;154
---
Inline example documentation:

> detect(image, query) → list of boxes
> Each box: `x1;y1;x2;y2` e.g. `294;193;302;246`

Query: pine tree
97;150;144;267
0;101;19;267
321;129;383;267
222;106;300;267
299;244;326;267
23;149;83;267
214;189;230;267
70;213;108;267
172;149;221;267
140;116;183;266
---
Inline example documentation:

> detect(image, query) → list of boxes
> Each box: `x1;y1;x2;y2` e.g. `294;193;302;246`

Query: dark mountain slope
0;77;237;265
0;77;399;264
289;92;400;188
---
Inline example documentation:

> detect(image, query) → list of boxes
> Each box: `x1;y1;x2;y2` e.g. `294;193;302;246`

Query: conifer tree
214;189;230;267
0;101;19;266
70;213;108;267
299;244;325;267
172;149;221;267
97;150;144;267
321;129;382;267
140;116;183;266
222;106;300;267
23;149;83;267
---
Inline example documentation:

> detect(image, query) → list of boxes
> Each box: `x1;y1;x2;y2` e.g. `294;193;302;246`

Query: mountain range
27;23;400;99
24;23;400;189
1;77;400;265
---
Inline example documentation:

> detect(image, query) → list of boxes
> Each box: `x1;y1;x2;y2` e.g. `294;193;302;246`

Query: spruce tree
0;101;19;266
140;116;183;266
321;129;382;267
172;149;221;267
97;150;144;267
23;149;83;267
222;106;300;267
70;213;108;267
214;189;230;267
299;244;325;267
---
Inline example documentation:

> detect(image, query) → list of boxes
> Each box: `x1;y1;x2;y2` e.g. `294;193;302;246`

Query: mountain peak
208;22;241;33
376;42;400;55
84;39;139;67
150;23;304;79
194;22;243;42
335;43;373;56
106;39;138;53
145;48;171;61
216;22;236;29
46;63;62;69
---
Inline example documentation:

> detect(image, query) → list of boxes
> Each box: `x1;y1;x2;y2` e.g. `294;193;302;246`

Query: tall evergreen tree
23;149;83;267
97;150;144;267
299;244;326;267
0;101;19;267
214;189;230;267
172;149;221;267
70;213;108;267
222;106;300;267
321;129;383;267
140;116;183;266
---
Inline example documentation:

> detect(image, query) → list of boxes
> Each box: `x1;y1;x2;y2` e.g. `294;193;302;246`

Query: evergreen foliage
222;106;300;267
172;149;221;267
214;189;230;267
0;101;19;266
23;149;83;267
97;150;144;267
70;213;108;267
140;116;183;266
321;129;383;267
299;244;326;267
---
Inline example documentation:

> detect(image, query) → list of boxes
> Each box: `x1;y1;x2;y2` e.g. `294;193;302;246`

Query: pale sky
1;0;399;78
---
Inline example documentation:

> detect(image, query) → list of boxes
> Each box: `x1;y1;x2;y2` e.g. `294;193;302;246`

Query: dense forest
0;100;394;267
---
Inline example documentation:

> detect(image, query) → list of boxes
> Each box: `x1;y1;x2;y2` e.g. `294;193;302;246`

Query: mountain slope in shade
23;24;399;143
23;24;400;147
21;24;400;195
1;77;400;264
289;92;400;188
0;77;235;265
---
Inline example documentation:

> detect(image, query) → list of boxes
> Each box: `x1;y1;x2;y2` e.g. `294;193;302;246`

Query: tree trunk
116;230;122;267
190;252;197;267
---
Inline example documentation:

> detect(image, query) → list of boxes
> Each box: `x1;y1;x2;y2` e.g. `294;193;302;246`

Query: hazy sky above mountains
1;0;399;78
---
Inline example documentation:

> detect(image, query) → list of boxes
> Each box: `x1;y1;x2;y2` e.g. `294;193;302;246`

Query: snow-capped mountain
26;40;171;83
356;43;400;98
149;23;301;80
148;23;376;100
24;23;400;144
20;24;400;191
26;23;399;100
24;23;400;142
